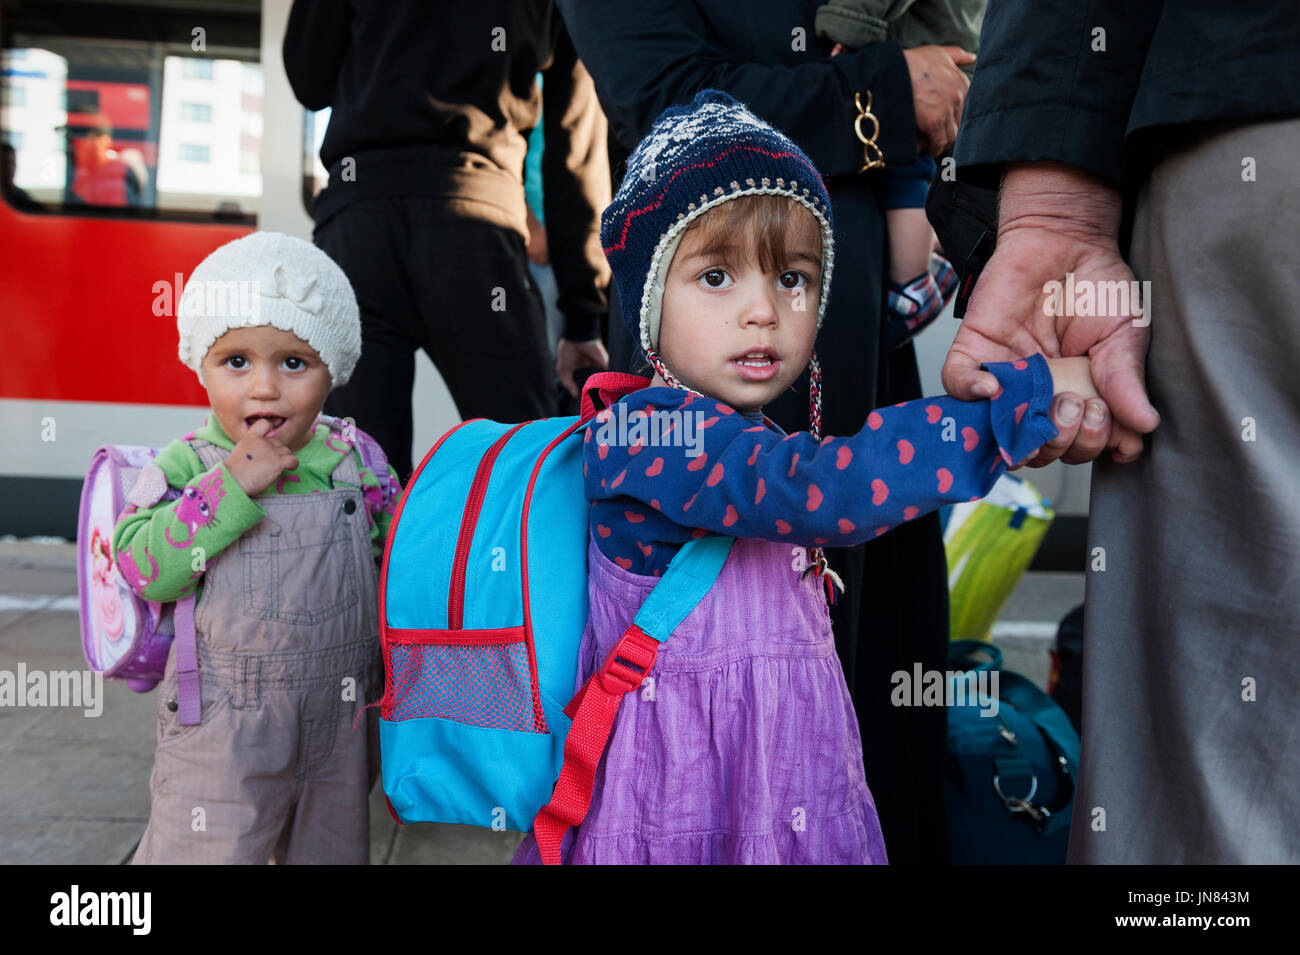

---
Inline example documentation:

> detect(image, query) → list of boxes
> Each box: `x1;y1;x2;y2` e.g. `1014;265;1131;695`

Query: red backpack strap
532;535;734;864
579;372;651;424
532;623;661;865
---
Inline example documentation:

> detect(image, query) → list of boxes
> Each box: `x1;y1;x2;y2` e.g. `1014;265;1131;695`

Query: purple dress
512;529;887;865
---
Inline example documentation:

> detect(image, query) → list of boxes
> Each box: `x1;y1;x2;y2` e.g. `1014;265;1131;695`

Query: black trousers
315;196;557;481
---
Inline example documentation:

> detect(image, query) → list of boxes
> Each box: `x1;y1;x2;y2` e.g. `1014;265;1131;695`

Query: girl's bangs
685;194;817;274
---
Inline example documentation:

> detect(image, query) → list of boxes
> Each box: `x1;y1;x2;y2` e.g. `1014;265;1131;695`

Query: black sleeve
542;21;612;344
954;0;1164;186
556;0;917;178
282;0;352;111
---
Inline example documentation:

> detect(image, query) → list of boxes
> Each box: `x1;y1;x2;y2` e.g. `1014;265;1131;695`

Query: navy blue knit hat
604;88;834;363
601;89;844;599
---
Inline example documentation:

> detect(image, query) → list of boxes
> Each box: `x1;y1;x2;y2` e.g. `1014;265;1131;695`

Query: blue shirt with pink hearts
584;354;1058;576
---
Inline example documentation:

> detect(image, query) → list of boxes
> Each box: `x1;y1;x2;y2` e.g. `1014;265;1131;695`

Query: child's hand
225;417;299;496
1038;356;1144;466
1046;356;1099;401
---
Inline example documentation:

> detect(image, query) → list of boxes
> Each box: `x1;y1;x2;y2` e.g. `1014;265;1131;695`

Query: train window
0;1;261;223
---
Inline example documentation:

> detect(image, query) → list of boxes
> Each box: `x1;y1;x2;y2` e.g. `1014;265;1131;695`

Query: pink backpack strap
173;595;201;725
173;437;216;725
354;428;395;493
316;414;398;502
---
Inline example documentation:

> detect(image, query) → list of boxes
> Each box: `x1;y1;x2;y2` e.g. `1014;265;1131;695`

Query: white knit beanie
177;232;360;387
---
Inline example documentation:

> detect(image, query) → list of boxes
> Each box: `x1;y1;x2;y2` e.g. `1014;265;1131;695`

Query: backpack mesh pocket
387;640;536;731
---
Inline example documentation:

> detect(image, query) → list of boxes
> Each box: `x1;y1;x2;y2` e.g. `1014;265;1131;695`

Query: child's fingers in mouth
245;415;287;433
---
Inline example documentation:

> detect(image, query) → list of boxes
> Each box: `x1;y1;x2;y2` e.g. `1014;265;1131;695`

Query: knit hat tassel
802;557;846;606
804;349;846;605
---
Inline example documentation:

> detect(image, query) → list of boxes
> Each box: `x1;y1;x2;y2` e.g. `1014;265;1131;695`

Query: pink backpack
77;415;395;724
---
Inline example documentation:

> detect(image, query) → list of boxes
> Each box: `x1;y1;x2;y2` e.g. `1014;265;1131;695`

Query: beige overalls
132;439;382;864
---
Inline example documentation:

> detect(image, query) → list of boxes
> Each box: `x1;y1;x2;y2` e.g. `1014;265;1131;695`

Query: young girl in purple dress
513;89;1098;864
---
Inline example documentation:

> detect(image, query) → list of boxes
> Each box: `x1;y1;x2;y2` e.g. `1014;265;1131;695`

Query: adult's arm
940;0;1164;464
943;162;1155;465
542;21;612;345
282;0;351;111
955;0;1164;184
557;0;916;178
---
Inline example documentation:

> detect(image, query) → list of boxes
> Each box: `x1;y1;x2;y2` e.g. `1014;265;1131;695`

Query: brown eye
779;271;807;289
702;269;730;288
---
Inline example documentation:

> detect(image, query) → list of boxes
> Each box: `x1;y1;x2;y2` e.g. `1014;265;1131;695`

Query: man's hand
555;337;610;398
941;163;1160;465
225;417;299;496
901;45;975;157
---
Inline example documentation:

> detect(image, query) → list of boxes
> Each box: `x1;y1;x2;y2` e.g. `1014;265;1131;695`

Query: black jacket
283;0;610;342
955;0;1300;186
929;0;1300;300
558;0;916;172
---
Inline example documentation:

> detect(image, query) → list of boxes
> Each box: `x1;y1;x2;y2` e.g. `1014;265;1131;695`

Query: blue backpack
377;373;733;863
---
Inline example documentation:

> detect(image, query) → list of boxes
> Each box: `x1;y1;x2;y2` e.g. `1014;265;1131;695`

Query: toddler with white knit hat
115;232;401;864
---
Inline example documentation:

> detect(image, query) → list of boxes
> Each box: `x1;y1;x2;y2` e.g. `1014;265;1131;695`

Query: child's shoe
883;251;958;350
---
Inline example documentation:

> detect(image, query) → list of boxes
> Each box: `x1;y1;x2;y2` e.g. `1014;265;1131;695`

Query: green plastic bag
943;474;1054;642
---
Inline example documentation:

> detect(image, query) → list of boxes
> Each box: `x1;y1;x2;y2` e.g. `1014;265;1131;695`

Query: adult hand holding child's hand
225;417;300;496
941;163;1161;466
1007;357;1143;470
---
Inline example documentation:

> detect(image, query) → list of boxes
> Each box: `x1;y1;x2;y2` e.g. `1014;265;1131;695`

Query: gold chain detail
854;91;885;173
